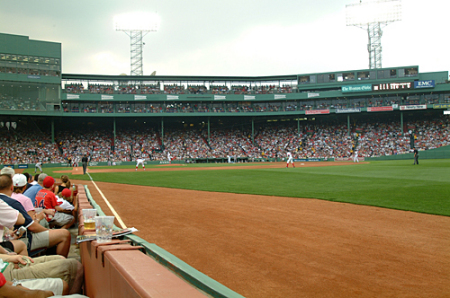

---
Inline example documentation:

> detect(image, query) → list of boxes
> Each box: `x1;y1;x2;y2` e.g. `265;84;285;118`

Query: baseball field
37;159;450;297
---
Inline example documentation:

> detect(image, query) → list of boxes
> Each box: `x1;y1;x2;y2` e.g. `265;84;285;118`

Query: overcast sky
0;0;447;77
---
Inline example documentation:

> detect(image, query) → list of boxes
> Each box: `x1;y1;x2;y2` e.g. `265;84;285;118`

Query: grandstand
1;33;449;167
1;32;450;297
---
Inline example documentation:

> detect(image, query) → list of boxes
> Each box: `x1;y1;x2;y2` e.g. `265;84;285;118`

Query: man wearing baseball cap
11;174;35;215
0;174;72;258
23;173;47;206
11;174;51;228
0;167;15;177
35;176;75;229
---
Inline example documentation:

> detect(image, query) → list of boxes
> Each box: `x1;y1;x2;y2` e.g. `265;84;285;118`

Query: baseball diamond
63;161;450;298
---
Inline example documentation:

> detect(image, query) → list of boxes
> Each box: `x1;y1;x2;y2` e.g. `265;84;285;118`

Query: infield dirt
72;162;450;298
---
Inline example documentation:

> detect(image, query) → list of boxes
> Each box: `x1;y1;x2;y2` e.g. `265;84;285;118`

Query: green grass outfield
35;159;450;217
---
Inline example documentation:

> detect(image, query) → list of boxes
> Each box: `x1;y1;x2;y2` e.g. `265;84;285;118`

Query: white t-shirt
0;199;19;240
56;196;75;211
287;152;292;158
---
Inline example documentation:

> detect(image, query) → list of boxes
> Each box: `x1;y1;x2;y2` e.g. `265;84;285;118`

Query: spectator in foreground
0;174;72;258
23;174;47;206
36;176;75;229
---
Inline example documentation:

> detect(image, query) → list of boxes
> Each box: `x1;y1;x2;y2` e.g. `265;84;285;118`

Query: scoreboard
372;82;413;91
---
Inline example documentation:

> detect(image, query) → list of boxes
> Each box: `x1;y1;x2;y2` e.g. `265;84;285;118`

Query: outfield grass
35;159;450;216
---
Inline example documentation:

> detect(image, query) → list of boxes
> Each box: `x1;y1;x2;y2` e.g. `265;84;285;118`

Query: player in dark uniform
413;147;419;165
82;154;89;174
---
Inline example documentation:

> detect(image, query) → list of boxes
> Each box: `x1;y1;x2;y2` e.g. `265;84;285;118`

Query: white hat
1;167;15;176
12;174;27;187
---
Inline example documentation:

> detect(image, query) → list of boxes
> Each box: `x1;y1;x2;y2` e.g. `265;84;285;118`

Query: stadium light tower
114;12;160;76
346;0;401;69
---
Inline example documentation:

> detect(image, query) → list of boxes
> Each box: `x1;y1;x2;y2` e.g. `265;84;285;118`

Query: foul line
87;173;127;229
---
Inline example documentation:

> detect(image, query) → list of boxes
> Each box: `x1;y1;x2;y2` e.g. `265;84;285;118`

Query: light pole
346;0;401;69
114;12;160;76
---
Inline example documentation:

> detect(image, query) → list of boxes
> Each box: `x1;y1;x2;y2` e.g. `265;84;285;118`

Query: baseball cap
1;167;15;176
37;173;48;184
12;174;27;187
61;188;71;198
43;176;55;188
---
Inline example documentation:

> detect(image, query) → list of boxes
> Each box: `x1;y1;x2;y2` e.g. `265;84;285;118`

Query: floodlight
346;0;402;69
114;12;160;76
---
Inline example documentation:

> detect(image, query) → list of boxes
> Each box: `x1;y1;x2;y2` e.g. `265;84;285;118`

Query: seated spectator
36;177;75;230
54;175;72;198
0;199;28;256
1;167;15;177
23;174;46;206
0;270;90;297
0;174;72;258
11;174;51;228
0;253;85;295
59;189;77;217
22;172;34;192
0;271;54;297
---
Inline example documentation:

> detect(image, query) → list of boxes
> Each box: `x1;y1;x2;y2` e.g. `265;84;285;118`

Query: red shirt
0;272;6;287
35;189;61;210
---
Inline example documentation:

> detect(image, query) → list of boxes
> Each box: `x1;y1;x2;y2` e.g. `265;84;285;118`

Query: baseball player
167;152;172;164
286;151;295;168
353;150;359;163
35;160;43;173
136;157;145;171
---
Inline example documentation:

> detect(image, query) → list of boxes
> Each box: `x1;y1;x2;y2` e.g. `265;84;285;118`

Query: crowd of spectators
63;84;298;95
88;84;114;94
0;128;63;165
0;115;448;164
0;95;42;111
140;85;161;94
59;94;450;115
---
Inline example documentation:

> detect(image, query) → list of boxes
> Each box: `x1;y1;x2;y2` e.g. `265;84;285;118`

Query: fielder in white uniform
35;161;43;173
286;152;295;168
167;152;172;164
353;150;359;163
136;157;145;171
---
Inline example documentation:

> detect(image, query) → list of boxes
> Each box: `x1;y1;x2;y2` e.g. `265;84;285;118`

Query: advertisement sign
274;94;286;99
101;95;114;100
367;106;394;112
308;93;320;98
167;95;179;100
433;104;450;109
335;157;365;162
214;95;226;100
341;84;372;93
336;108;361;113
244;95;255;100
400;105;427;111
294;158;321;162
1;164;15;169
18;164;29;169
134;95;147;100
414;80;435;89
67;94;80;100
372;82;413;91
305;109;330;115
